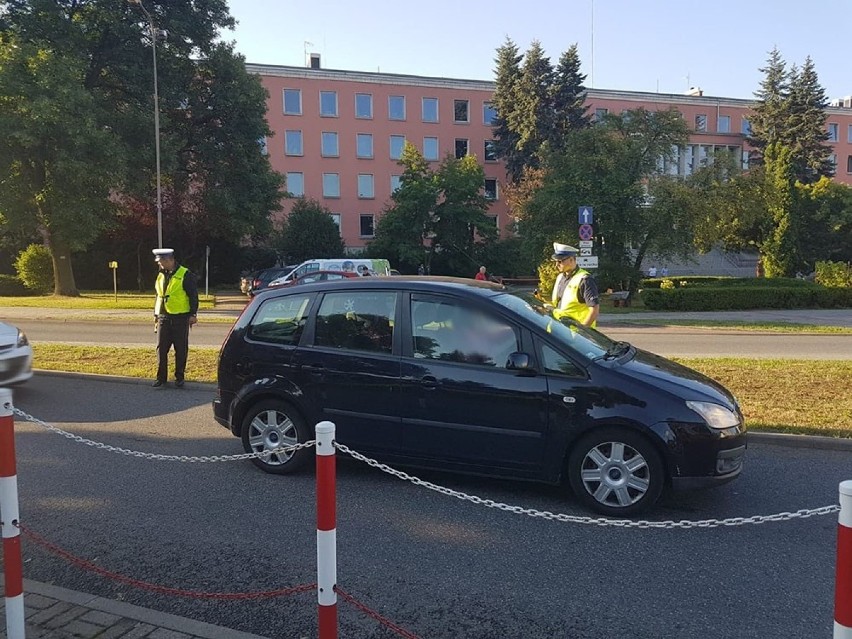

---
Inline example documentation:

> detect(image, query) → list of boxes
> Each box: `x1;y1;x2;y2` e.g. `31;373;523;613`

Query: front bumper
0;351;33;385
653;420;747;489
671;445;746;490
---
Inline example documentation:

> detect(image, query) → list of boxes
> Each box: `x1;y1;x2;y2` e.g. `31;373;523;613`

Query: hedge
815;261;852;288
642;286;852;311
641;276;815;289
0;274;30;297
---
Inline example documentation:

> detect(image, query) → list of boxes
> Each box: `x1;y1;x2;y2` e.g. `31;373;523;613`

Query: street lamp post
128;0;164;249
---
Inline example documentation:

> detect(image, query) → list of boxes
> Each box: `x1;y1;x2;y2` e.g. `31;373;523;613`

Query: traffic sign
578;206;594;225
580;247;592;256
577;256;599;268
579;240;594;248
578;224;594;241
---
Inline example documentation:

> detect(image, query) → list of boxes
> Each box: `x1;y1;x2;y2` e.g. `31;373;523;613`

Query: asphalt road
12;318;852;359
6;374;849;639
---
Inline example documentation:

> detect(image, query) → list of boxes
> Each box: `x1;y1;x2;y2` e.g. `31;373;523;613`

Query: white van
269;258;391;286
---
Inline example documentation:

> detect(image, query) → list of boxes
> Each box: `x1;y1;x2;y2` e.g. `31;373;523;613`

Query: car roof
260;275;506;297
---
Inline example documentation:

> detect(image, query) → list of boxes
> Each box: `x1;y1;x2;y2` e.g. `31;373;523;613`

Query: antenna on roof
303;41;314;67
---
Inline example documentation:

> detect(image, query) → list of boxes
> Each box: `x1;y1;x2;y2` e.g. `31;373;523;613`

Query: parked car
213;277;746;515
0;323;33;385
268;258;391;287
248;266;297;297
240;272;255;295
269;270;359;289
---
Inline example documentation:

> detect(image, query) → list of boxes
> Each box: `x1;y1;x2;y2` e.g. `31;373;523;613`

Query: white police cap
552;242;579;260
152;248;175;261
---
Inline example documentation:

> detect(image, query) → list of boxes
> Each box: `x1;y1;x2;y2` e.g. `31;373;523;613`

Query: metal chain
12;408;315;462
334;442;840;529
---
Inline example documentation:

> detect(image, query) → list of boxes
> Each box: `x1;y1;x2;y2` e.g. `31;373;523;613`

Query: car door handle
301;364;325;377
420;375;439;389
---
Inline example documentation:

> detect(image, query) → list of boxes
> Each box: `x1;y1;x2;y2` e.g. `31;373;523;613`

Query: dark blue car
213;277;746;515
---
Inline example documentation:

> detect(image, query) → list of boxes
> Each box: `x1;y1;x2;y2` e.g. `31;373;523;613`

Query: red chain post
316;421;337;639
836;480;852;639
0;388;25;638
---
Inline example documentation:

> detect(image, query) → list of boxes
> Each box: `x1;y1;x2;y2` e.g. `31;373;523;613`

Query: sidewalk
0;578;269;639
599;308;852;327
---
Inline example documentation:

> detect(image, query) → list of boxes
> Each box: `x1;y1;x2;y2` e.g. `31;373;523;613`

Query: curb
33;369;216;391
14;577;270;639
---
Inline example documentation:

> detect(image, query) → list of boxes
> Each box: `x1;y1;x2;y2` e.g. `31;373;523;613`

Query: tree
786;56;833;182
748;47;790;161
549;44;591;150
509;40;555;172
491;38;525;182
276;199;345;264
795;179;852;267
0;39;124;295
368;143;496;275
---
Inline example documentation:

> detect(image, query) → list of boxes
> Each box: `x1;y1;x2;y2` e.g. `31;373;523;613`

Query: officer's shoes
174;379;185;388
152;380;165;388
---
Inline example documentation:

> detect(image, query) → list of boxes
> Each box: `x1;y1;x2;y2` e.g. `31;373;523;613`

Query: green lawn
606;319;852;334
30;345;852;438
0;291;215;310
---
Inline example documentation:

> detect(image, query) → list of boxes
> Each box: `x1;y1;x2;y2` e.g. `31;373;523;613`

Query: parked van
269;259;390;286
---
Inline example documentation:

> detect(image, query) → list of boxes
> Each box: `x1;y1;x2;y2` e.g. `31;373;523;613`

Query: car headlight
16;330;28;348
686;401;740;429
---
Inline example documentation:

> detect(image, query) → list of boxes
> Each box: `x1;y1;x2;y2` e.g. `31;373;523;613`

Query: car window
248;294;312;345
314;291;397;353
325;273;345;280
410;298;518;368
540;343;584;377
300;274;322;284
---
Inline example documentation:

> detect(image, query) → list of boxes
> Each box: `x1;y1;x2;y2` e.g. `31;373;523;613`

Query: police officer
550;242;600;328
152;248;199;387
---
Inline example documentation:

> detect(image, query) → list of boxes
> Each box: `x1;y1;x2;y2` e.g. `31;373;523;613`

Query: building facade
250;61;852;251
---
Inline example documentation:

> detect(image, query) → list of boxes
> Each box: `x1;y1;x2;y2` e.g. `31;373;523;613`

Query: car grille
0;354;31;382
0;344;14;355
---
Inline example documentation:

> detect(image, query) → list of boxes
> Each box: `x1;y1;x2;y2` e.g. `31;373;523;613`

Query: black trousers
156;315;190;382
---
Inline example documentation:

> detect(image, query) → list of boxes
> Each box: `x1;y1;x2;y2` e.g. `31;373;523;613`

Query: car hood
616;347;737;410
0;323;20;347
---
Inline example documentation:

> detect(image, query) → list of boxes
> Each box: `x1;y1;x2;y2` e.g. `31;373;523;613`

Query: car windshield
493;292;615;361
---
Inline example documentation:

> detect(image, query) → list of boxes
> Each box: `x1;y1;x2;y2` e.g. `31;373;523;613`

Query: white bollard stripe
315;421;335;456
5;593;25;639
835;620;852;639
317;529;337;606
840;481;852;529
0;475;19;539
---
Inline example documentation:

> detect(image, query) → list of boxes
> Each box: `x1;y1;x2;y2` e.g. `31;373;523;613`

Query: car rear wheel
567;428;664;516
240;400;309;474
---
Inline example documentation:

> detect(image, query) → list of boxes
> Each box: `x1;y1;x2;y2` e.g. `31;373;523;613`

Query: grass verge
31;345;851;438
608;320;852;334
0;292;215;310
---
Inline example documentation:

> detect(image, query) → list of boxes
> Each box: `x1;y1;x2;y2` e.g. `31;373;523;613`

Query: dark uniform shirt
556;268;600;307
160;267;200;316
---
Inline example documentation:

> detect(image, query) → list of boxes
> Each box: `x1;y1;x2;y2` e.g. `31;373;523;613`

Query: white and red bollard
836;480;852;639
316;421;337;639
0;388;25;639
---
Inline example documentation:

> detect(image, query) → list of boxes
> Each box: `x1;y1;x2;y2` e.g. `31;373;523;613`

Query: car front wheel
240;400;309;474
567;428;665;516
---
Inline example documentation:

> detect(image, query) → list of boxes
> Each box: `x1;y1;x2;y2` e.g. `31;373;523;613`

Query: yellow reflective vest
552;268;597;328
155;266;191;315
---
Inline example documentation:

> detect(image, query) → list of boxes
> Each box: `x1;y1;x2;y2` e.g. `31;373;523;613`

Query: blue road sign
578;206;594;225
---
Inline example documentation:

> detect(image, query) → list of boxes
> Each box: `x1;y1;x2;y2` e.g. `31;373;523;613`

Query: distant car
270;270;359;289
0;323;33;385
240;272;255;295
249;266;297;297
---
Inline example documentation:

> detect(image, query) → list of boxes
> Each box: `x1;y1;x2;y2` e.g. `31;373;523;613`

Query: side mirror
506;352;535;374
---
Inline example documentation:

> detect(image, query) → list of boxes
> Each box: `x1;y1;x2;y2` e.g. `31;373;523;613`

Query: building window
486;215;498;228
359;214;375;238
284;130;303;156
454;138;469;159
283;89;301;115
321;131;339;157
355;93;373;119
848;125;852;143
389;95;406;120
331;213;341;230
742;150;750;171
830;153;837;169
286;172;304;197
717;115;731;133
454;99;469;123
356;133;373;159
391;175;402;193
357;174;374;199
828;123;839;142
423;137;439;161
847;155;852;174
695;114;707;132
741;118;752;136
320;91;338;117
422;97;439;123
390;135;405;160
594;107;608;122
258;136;268;156
484;140;497;162
483;102;497;125
484;178;498;200
322;173;340;198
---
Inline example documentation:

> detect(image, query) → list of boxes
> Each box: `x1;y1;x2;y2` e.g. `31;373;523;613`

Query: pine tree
511;40;555;167
748;47;791;163
491;38;525;182
550;44;590;150
786;56;833;182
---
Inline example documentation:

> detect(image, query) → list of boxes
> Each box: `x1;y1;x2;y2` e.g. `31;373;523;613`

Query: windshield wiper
595;341;632;361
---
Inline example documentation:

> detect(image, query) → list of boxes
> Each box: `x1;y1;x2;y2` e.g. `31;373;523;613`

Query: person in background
475;266;487;281
152;248;199;388
549;243;599;328
417;264;426;276
648;265;658;277
661;265;669;277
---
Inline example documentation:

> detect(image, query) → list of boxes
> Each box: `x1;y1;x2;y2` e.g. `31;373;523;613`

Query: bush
641;276;815;289
815;261;852;288
14;244;53;294
0;274;29;296
642;286;852;311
